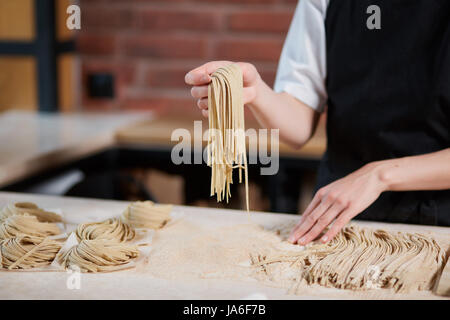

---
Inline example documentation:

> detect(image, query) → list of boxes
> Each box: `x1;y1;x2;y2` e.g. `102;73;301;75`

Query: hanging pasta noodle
208;64;249;211
0;202;62;223
252;225;446;293
0;235;62;270
57;239;139;273
121;201;172;229
76;218;135;243
0;214;61;240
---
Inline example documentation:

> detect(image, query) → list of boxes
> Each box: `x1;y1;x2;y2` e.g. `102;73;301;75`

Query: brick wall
78;0;297;115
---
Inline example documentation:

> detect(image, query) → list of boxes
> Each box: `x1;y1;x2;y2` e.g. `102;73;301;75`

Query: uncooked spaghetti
121;201;171;229
252;225;446;293
76;218;135;243
0;202;62;223
57;239;139;273
0;214;61;240
0;235;62;270
207;64;249;211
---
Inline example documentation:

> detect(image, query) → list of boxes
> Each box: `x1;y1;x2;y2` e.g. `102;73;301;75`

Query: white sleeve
274;0;329;112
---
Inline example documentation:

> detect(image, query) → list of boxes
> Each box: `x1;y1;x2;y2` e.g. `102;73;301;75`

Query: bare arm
377;148;450;191
288;148;450;245
185;61;320;149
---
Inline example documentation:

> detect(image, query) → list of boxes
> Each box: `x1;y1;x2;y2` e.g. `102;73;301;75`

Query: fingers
191;81;255;104
191;86;208;99
296;202;346;245
197;98;208;110
288;199;332;244
236;62;258;86
243;86;257;105
185;61;232;85
300;191;323;221
287;190;323;243
321;210;353;242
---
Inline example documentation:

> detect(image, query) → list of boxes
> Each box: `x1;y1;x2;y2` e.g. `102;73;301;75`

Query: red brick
137;9;221;31
213;38;283;62
146;67;191;88
82;99;118;111
228;11;293;33
122;96;195;116
82;60;135;85
82;7;134;30
77;33;116;55
123;35;207;59
259;69;277;87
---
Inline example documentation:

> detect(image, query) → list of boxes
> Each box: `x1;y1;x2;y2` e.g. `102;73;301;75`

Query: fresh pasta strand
76;218;135;243
252;225;446;293
0;235;62;270
121;201;172;229
57;239;139;273
0;214;61;240
0;202;62;223
208;64;249;211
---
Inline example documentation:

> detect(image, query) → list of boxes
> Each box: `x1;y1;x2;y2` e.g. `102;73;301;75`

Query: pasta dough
0;214;61;240
121;201;171;229
76;218;135;243
57;239;139;273
0;202;62;223
252;225;446;293
0;236;62;270
208;64;249;211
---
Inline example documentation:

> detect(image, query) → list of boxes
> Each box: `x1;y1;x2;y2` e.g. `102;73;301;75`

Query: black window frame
0;0;75;112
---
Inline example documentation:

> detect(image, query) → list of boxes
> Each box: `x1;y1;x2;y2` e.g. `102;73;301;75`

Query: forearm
248;78;320;149
373;148;450;192
186;61;320;148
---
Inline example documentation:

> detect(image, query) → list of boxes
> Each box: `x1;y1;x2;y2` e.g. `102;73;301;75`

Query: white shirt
274;0;330;113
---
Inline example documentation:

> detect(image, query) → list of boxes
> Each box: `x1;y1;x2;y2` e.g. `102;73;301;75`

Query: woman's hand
288;162;388;245
185;61;261;117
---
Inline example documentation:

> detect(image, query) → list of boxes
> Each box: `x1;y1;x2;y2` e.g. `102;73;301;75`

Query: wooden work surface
0;110;152;188
0;192;448;300
116;115;327;159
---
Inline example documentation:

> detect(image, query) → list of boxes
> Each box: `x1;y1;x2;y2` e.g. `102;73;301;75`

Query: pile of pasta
121;201;172;229
252;225;446;293
0;200;172;273
0;202;63;270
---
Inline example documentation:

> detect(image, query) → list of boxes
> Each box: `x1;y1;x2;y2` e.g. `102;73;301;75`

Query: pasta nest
121;201;172;229
0;214;61;240
76;218;135;242
0;202;62;223
57;239;139;273
0;235;62;270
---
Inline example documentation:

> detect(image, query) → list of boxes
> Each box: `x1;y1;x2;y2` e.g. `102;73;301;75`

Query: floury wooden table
0;192;448;300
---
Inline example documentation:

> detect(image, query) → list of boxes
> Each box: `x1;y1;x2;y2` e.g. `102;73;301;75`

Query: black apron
318;0;450;226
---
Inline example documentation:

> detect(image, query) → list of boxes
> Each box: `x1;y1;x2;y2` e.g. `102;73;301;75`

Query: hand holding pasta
185;61;261;117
